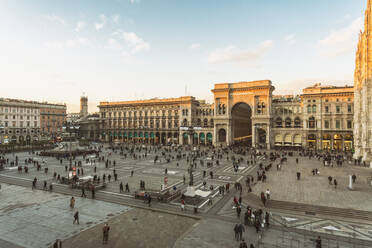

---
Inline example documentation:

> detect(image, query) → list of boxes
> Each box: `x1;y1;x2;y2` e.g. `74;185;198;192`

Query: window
13;115;15;119
5;122;8;127
204;119;208;127
325;99;329;102
20;122;23;127
313;100;316;102
336;106;340;113
325;106;329;113
347;104;352;113
294;118;301;128
335;120;340;129
324;120;329;129
312;105;316;113
285;118;291;128
12;121;16;127
336;98;339;102
275;118;282;128
307;105;311;113
347;120;352;129
309;117;316;128
348;98;351;102
307;100;311;103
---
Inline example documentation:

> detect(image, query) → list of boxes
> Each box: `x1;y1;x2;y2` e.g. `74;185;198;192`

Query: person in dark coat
237;223;245;241
73;211;79;224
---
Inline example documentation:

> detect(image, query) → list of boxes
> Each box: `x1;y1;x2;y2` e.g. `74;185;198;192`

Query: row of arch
103;131;213;145
182;118;214;128
274;134;302;146
182;132;213;145
275;117;302;128
308;133;353;151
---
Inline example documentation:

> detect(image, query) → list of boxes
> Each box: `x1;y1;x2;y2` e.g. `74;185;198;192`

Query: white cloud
207;40;273;64
189;43;201;49
111;15;120;24
122;32;150;53
318;17;362;57
75;21;86;32
44;14;66;25
95;14;106;30
44;37;89;49
104;38;122;51
66;37;89;48
284;34;296;45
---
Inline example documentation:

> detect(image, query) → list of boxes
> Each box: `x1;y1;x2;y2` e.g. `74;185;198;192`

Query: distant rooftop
0;98;66;106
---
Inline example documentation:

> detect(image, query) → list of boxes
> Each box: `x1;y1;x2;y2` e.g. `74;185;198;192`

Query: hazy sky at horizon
0;0;366;113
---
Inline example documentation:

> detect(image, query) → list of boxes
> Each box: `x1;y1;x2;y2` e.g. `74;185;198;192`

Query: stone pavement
251;155;372;211
0;184;130;248
62;208;197;248
173;218;259;248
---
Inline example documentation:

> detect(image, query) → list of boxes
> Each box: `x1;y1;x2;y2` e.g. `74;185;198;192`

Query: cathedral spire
366;0;372;32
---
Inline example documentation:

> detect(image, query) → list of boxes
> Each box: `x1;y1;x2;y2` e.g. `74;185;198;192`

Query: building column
252;123;256;148
266;125;270;149
226;122;231;146
213;125;217;145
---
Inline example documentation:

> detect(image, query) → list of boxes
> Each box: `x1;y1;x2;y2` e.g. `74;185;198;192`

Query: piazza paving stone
0;184;130;248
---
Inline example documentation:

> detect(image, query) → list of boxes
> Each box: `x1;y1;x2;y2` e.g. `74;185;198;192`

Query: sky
0;0;367;113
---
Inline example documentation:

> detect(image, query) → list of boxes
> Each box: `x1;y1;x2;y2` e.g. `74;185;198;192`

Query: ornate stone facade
272;84;354;151
98;81;354;151
354;0;372;166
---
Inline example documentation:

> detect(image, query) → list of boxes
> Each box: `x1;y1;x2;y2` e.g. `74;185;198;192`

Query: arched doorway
307;134;316;150
333;134;342;151
344;134;353;151
322;134;331;150
218;129;226;143
231;102;252;145
155;132;160;144
206;133;212;145
183;133;189;145
199;133;205;145
193;133;198;145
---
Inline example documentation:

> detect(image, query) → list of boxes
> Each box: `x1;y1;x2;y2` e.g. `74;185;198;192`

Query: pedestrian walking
334;179;338;189
92;187;95;199
102;223;110;244
81;188;87;198
316;236;322;248
265;188;270;200
234;224;239;241
328;176;332;185
237;223;245;241
73;211;79;224
70;197;75;209
119;182;124;193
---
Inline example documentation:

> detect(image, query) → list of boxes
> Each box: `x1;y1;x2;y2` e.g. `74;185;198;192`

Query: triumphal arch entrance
211;80;274;148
